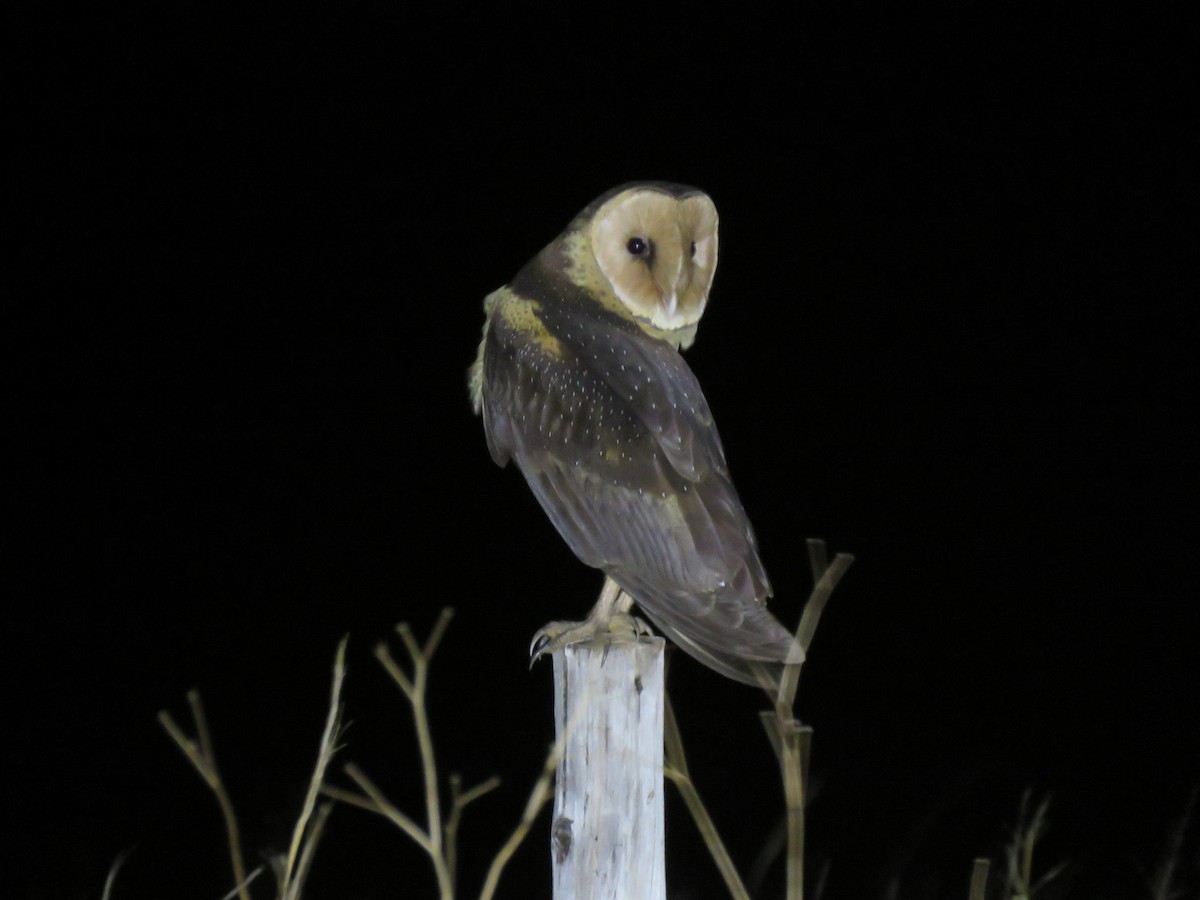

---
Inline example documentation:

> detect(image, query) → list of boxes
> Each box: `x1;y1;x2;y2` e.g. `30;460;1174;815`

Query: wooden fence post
550;637;666;899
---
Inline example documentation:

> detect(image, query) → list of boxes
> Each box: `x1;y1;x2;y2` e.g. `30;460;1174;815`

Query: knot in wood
552;815;574;864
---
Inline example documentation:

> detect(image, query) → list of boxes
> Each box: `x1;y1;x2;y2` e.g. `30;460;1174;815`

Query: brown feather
480;288;797;685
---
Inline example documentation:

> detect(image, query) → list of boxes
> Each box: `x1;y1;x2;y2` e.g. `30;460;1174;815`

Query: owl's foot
528;612;654;664
529;577;653;666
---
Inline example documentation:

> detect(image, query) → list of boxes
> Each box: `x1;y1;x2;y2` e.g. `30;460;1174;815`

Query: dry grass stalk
273;636;348;900
1004;791;1068;899
969;858;991;900
478;741;558;900
664;696;751;900
158;691;252;900
326;608;458;896
100;846;135;900
322;608;550;900
218;868;266;900
1148;789;1195;900
758;538;854;900
447;773;504;894
662;538;852;900
160;637;349;900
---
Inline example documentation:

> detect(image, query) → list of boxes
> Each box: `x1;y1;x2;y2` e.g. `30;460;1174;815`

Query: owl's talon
528;609;652;669
529;626;563;666
530;620;579;665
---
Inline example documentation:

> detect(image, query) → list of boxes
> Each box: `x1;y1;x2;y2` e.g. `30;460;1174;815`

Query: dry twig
159;692;251;900
662;539;852;900
1148;788;1196;900
160;638;348;900
969;858;991;900
1004;791;1068;899
664;696;750;900
273;636;348;900
760;539;854;900
323;609;543;900
479;742;558;900
100;846;135;900
447;773;503;894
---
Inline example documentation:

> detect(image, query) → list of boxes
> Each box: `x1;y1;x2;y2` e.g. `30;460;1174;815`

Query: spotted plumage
469;182;799;686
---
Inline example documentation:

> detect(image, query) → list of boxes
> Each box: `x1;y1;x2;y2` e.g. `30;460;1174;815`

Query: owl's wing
482;301;799;686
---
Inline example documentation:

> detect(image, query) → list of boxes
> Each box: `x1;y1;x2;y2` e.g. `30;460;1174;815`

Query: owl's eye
626;237;649;257
689;240;697;258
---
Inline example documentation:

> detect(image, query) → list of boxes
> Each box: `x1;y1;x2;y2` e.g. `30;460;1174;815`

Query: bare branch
968;858;990;900
775;720;806;900
776;540;854;712
157;711;213;786
1004;791;1067;899
158;694;251;900
344;762;434;853
188;690;216;768
287;803;334;900
479;744;558;900
1148;788;1196;900
319;784;382;814
278;636;348;900
378;614;453;896
217;867;266;900
665;698;750;900
375;641;415;698
412;683;445;880
338;613;515;899
446;774;502;892
334;611;558;899
101;846;135;900
422;607;456;660
395;623;425;671
456;775;502;809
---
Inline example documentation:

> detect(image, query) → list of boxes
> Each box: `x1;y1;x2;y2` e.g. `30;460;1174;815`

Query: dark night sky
9;4;1197;899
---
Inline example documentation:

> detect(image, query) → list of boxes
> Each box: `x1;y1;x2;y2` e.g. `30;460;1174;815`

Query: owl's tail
628;589;804;692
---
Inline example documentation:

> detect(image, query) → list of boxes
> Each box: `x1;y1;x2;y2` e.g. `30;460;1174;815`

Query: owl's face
586;186;718;338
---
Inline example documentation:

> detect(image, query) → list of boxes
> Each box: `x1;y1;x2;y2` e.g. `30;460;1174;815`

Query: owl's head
565;183;718;349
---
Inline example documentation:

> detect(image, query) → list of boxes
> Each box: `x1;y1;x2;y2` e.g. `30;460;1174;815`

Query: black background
10;3;1197;899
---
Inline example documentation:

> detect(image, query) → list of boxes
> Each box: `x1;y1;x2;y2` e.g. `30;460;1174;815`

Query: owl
469;182;800;687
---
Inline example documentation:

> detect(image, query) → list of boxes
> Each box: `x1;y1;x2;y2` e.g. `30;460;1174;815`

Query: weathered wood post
550;637;666;899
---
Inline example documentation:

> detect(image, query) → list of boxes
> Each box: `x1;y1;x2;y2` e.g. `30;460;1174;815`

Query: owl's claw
529;627;559;663
529;613;654;668
630;614;653;639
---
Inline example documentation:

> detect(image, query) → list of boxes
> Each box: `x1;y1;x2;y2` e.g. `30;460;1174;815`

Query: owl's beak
662;292;678;318
657;256;683;320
